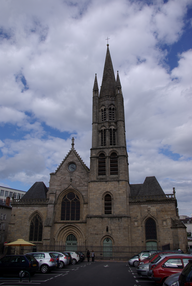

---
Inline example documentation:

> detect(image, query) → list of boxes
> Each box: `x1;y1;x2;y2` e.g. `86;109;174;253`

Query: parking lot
0;261;156;286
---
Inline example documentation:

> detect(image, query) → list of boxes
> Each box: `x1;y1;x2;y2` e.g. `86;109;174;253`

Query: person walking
91;250;95;262
87;249;90;262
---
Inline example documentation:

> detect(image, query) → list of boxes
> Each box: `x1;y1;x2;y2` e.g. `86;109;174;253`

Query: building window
98;153;106;176
101;129;106;146
0;190;4;196
110;152;118;175
105;194;112;214
109;106;115;121
5;191;8;197
145;218;157;240
101;108;106;121
61;192;80;221
109;128;116;145
29;214;43;241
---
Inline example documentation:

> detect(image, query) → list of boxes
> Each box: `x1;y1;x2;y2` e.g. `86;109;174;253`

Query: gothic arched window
110;152;118;175
101;129;106;146
104;194;112;214
61;192;80;220
98;153;106;176
145;217;157;240
109;128;116;145
109;106;115;121
101;107;106;121
29;214;43;241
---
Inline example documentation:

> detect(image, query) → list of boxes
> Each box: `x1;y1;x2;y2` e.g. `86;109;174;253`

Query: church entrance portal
66;234;77;251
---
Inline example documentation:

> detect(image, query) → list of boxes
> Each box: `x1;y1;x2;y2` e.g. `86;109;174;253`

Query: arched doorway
103;238;112;257
145;217;157;250
66;234;77;251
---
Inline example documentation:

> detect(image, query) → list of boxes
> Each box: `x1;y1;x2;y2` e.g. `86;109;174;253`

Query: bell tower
90;44;129;184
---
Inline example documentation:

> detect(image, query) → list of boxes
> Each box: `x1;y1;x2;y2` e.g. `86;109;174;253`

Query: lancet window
110;152;118;175
109;106;115;121
104;194;112;214
98;153;106;176
101;129;106;146
61;192;80;221
101;107;106;121
109;128;116;145
29;214;43;241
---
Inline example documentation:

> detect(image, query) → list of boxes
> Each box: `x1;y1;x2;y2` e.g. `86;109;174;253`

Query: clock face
68;163;76;172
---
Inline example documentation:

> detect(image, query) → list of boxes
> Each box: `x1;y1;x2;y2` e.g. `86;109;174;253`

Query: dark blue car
0;255;39;277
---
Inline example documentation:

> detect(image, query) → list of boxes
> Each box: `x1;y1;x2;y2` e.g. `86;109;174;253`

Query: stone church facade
8;45;187;258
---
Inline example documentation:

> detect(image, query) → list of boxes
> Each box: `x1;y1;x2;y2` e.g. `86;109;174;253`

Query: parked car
138;252;183;277
63;252;72;265
67;251;80;264
77;251;85;262
128;255;139;267
163;273;180;286
0;254;39;277
179;259;192;286
49;252;68;268
138;250;159;262
25;252;57;273
149;254;192;284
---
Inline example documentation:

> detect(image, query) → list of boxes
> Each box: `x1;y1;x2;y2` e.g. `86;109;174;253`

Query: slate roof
130;176;166;198
21;182;48;200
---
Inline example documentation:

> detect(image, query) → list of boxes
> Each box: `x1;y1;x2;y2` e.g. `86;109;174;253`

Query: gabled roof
53;138;89;174
130;176;166;198
21;182;48;200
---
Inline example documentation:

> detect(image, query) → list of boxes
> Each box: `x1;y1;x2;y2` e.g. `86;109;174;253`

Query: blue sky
0;0;192;216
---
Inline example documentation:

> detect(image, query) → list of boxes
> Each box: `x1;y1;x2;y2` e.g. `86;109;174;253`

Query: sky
0;0;192;216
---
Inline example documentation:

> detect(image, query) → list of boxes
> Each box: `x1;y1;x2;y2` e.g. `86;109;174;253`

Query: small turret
93;74;99;96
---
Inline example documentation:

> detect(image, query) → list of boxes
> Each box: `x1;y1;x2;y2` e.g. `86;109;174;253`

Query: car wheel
59;261;64;268
133;261;139;267
19;270;25;278
72;259;77;265
40;264;49;274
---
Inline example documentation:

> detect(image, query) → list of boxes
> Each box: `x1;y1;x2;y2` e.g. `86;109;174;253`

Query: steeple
100;45;116;97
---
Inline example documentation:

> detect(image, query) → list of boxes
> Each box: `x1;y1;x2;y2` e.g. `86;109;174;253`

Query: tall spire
100;45;116;97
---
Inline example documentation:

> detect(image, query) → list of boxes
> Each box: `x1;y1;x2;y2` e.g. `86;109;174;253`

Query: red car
150;254;192;284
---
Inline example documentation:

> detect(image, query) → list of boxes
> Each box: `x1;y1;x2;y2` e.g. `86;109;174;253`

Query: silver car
128;255;139;267
25;252;57;273
49;251;69;268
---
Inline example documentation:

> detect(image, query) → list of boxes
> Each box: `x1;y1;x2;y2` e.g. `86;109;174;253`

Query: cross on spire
106;37;110;46
71;137;75;149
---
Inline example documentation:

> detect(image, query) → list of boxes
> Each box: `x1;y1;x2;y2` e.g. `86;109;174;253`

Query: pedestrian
87;249;90;262
91;250;95;262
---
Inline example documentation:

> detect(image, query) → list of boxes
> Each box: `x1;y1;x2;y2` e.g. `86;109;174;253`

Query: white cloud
0;0;191;216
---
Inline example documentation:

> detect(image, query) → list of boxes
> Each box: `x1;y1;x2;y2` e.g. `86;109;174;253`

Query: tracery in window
105;194;112;214
101;129;106;146
61;192;80;220
145;218;157;240
110;128;116;145
101;107;106;121
98;153;106;176
110;152;118;175
29;214;43;241
109;106;115;121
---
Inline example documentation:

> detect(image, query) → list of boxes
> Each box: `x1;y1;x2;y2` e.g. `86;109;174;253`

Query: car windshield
26;255;37;262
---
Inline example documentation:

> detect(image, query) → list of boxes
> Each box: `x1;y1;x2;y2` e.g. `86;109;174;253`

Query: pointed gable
53;138;89;175
100;45;116;97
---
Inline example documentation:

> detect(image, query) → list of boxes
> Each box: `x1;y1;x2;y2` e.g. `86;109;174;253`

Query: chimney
5;197;10;207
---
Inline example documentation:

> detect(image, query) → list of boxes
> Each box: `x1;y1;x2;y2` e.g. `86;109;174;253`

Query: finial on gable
71;137;75;149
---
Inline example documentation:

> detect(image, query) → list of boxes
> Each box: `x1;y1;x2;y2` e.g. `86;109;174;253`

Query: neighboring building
0;198;12;253
7;45;187;258
180;216;192;253
0;186;25;205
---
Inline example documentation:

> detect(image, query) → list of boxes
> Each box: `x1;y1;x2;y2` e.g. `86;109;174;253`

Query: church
8;45;187;258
